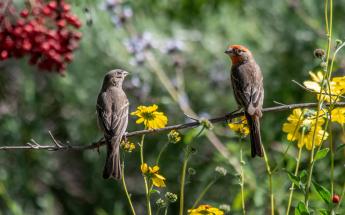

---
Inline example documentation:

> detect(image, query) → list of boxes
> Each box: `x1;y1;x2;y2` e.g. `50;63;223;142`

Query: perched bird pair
97;45;264;180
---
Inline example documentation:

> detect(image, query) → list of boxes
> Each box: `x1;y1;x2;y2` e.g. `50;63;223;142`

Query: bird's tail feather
245;112;263;158
103;137;122;180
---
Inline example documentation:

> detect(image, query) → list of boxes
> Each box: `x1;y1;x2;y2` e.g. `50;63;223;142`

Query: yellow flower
282;108;328;150
151;172;166;187
228;116;249;137
188;204;224;215
140;163;166;187
303;71;340;102
141;163;149;174
131;104;168;129
121;140;136;152
331;108;345;124
332;76;345;95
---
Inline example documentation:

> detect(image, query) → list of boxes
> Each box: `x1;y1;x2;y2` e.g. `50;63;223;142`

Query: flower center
142;111;155;120
299;119;312;134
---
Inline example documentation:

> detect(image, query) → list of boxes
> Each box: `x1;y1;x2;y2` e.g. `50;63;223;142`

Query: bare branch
1;102;345;151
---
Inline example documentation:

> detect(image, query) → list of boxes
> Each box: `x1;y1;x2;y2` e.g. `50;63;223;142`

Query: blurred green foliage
1;0;345;214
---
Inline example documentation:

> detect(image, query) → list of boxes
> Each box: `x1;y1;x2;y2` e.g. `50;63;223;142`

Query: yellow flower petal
152;176;166;187
188;204;224;215
136;118;145;124
141;163;149;174
303;81;321;92
331;108;345;124
132;104;168;129
228;116;249;137
150;166;160;173
282;108;328;151
153;173;165;180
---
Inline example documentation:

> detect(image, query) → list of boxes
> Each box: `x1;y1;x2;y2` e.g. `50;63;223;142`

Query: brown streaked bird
225;45;264;157
97;69;129;179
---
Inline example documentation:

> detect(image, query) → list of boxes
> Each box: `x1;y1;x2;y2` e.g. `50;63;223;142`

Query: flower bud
121;140;136;152
168;130;181;144
320;62;327;70
165;192;178;203
215;166;227;176
313;48;325;59
188;167;196;175
219;204;231;212
155;198;166;208
199;118;213;130
335;39;343;48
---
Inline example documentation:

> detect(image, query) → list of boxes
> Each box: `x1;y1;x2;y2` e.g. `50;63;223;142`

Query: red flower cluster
0;0;82;74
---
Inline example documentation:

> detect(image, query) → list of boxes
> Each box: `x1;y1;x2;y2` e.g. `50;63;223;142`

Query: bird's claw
123;132;128;142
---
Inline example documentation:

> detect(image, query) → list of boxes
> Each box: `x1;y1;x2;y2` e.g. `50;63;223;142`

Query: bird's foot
123;132;128;142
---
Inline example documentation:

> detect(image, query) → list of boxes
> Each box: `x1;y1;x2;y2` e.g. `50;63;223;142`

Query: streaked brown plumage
225;45;264;157
97;69;129;179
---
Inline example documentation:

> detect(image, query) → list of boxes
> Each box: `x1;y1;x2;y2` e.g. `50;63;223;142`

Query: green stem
140;135;152;215
140;134;146;164
272;111;305;174
263;146;274;215
144;173;152;215
164;207;168;215
336;182;345;210
329;119;334;196
155;208;161;215
179;157;189;215
156;142;169;165
305;0;333;207
191;179;217;209
121;161;137;215
324;0;329;36
304;149;315;208
240;147;246;215
286;146;303;215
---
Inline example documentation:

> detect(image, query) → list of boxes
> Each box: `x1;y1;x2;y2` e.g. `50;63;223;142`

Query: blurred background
1;0;345;214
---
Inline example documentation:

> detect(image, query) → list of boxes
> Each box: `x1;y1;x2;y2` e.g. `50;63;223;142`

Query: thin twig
1;102;345;151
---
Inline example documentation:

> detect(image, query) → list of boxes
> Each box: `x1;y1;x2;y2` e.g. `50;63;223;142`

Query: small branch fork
1;102;345;151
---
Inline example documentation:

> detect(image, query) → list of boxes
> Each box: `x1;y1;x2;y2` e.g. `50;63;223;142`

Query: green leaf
150;189;160;195
294;201;309;215
287;171;300;187
314;148;329;161
183;128;203;144
336;143;345;152
300;170;308;184
312;180;331;205
318;209;329;215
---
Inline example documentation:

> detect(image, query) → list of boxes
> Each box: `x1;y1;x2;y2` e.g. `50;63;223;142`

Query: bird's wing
231;67;252;107
111;101;129;137
96;92;114;136
231;63;264;111
250;63;264;109
97;89;129;139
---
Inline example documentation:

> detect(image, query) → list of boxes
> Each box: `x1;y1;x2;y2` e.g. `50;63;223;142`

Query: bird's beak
123;71;129;76
224;48;233;55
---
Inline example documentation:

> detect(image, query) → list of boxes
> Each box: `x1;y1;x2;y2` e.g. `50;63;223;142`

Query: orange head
224;45;253;65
